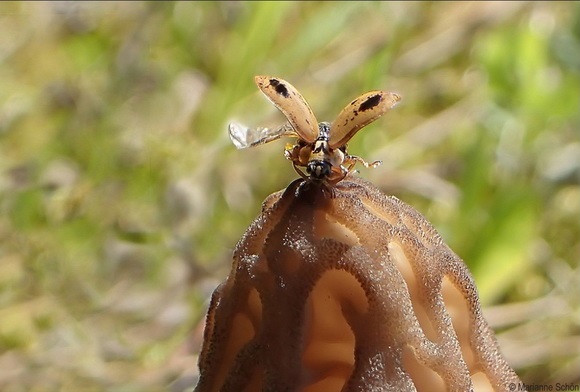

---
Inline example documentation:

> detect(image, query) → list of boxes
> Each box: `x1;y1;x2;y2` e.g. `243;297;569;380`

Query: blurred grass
0;2;578;390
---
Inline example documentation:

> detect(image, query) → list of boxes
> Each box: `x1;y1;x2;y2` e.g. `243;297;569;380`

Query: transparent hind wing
254;75;319;143
228;122;297;149
330;91;401;149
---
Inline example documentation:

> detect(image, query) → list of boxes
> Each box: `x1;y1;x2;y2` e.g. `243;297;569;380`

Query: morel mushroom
194;176;521;391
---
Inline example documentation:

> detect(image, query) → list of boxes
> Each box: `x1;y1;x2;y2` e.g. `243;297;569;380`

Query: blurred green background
0;2;578;391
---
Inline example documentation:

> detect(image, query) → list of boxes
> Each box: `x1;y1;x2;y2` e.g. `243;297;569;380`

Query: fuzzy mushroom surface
194;176;521;392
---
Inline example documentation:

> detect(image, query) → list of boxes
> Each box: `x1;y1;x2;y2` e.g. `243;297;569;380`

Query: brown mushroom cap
195;176;521;392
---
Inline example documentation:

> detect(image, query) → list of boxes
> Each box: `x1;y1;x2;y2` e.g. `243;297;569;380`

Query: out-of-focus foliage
0;2;578;390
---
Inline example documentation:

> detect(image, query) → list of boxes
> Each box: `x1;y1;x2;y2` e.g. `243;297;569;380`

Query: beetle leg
347;154;382;169
292;162;309;180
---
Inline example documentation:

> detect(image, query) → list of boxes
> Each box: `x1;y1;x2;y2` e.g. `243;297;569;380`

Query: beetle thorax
305;122;346;180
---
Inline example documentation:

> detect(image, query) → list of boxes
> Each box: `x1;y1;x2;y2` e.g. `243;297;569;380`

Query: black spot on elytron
358;94;382;112
269;79;290;98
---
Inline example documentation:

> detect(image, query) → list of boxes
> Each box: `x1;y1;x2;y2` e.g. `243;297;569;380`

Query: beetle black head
307;159;332;180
